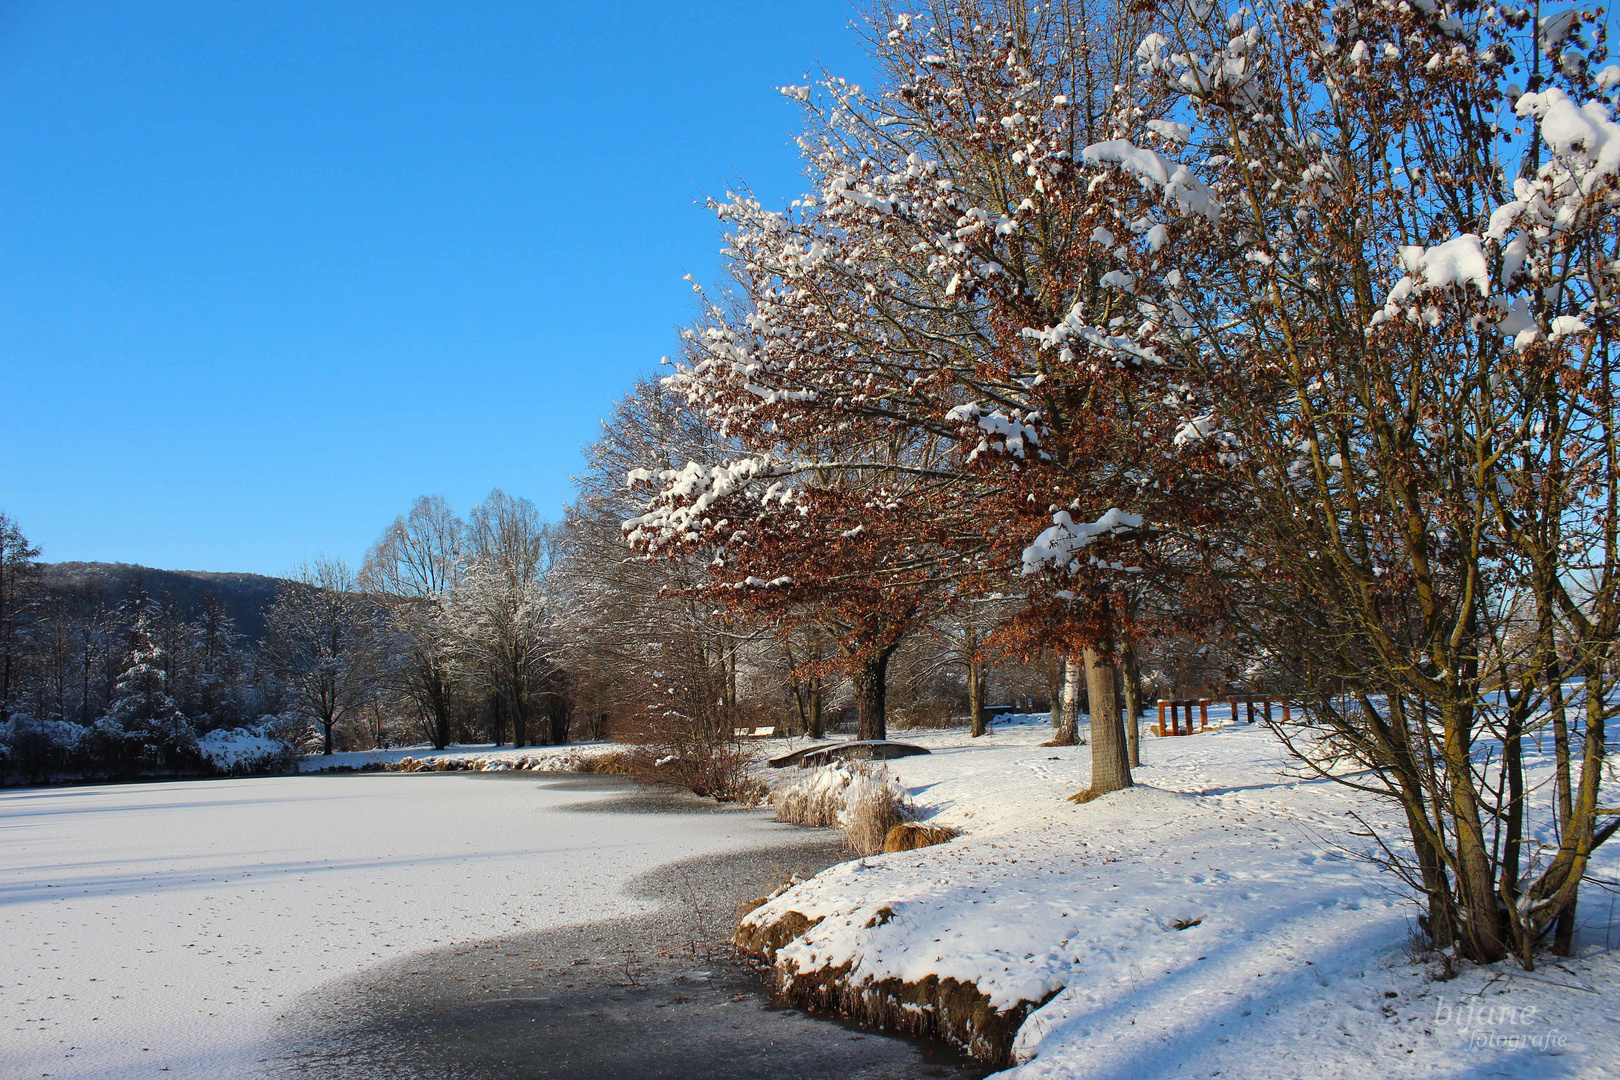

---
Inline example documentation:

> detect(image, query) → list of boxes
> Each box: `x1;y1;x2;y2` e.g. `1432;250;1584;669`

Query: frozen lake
0;772;971;1079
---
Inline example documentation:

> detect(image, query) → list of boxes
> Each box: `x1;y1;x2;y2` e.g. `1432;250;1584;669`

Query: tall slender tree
447;490;560;747
0;513;41;726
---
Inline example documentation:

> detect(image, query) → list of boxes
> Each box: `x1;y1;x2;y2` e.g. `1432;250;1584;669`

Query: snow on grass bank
298;740;620;773
745;714;1620;1078
0;770;797;1080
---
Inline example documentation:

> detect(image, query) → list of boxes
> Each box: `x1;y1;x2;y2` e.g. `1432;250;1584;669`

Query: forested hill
38;562;286;642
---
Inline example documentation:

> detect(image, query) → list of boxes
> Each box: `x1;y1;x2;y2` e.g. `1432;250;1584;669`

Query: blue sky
0;1;870;575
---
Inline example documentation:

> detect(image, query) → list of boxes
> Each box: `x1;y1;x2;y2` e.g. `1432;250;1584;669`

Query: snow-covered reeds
773;762;915;855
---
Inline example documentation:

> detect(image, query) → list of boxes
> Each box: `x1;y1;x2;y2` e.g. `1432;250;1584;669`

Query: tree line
0;489;575;778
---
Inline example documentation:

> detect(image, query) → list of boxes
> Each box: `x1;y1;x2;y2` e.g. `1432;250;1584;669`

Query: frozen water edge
0;771;872;1080
264;822;988;1079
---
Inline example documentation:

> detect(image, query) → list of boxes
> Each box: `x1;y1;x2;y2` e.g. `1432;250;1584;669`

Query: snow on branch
1369;235;1492;329
1515;87;1620;194
1172;412;1240;465
1021;508;1144;576
945;403;1044;461
1025;303;1163;368
623;455;799;551
1081;140;1222;223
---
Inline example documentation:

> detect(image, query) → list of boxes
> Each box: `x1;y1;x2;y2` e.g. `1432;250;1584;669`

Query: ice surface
0;772;792;1080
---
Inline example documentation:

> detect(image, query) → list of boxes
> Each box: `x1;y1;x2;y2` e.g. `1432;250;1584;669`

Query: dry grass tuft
1066;786;1102;804
882;822;959;852
774;768;849;828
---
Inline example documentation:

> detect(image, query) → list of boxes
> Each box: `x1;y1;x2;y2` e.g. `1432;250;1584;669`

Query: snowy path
0;773;795;1080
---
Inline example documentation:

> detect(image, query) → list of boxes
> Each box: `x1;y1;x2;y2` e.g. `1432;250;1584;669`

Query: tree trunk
428;671;451;750
725;640;738;712
1052;655;1081;745
1554;900;1577;956
789;677;810;737
548;694;569;745
1501;694;1527;961
808;676;824;740
1046;650;1064;731
1443;703;1507;962
1120;638;1143;768
322;719;334;756
513;697;529;748
1084;644;1132;795
969;654;987;738
854;649;892;742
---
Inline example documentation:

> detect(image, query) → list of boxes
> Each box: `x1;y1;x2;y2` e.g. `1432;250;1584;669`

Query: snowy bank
741;714;1620;1078
299;740;624;774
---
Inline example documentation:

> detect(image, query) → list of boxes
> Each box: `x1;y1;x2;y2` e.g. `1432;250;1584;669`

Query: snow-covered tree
445;490;562;747
626;432;971;741
0;512;41;727
638;0;1218;789
636;0;1616;963
956;0;1619;964
93;608;199;772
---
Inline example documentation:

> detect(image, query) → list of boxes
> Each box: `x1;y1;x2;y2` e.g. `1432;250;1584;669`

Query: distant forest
0;499;584;784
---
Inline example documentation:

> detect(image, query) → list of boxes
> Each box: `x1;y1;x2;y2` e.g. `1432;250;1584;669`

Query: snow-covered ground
0;771;789;1080
751;713;1620;1079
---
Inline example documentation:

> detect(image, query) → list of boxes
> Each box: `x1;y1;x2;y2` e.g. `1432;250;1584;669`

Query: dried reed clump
843;769;914;855
578;748;636;775
774;762;916;855
882;822;959;853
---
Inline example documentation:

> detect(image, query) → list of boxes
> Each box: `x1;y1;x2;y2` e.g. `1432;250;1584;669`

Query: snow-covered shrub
774;763;856;827
623;692;765;802
0;714;91;779
577;747;635;774
197;723;296;776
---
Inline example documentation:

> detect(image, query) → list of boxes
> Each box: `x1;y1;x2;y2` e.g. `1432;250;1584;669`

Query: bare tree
362;496;465;749
265;558;375;756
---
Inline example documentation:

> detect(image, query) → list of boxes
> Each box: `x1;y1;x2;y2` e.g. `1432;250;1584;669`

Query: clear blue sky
0;1;870;576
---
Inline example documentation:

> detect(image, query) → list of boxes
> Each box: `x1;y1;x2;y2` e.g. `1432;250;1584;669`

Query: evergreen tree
94;610;198;772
